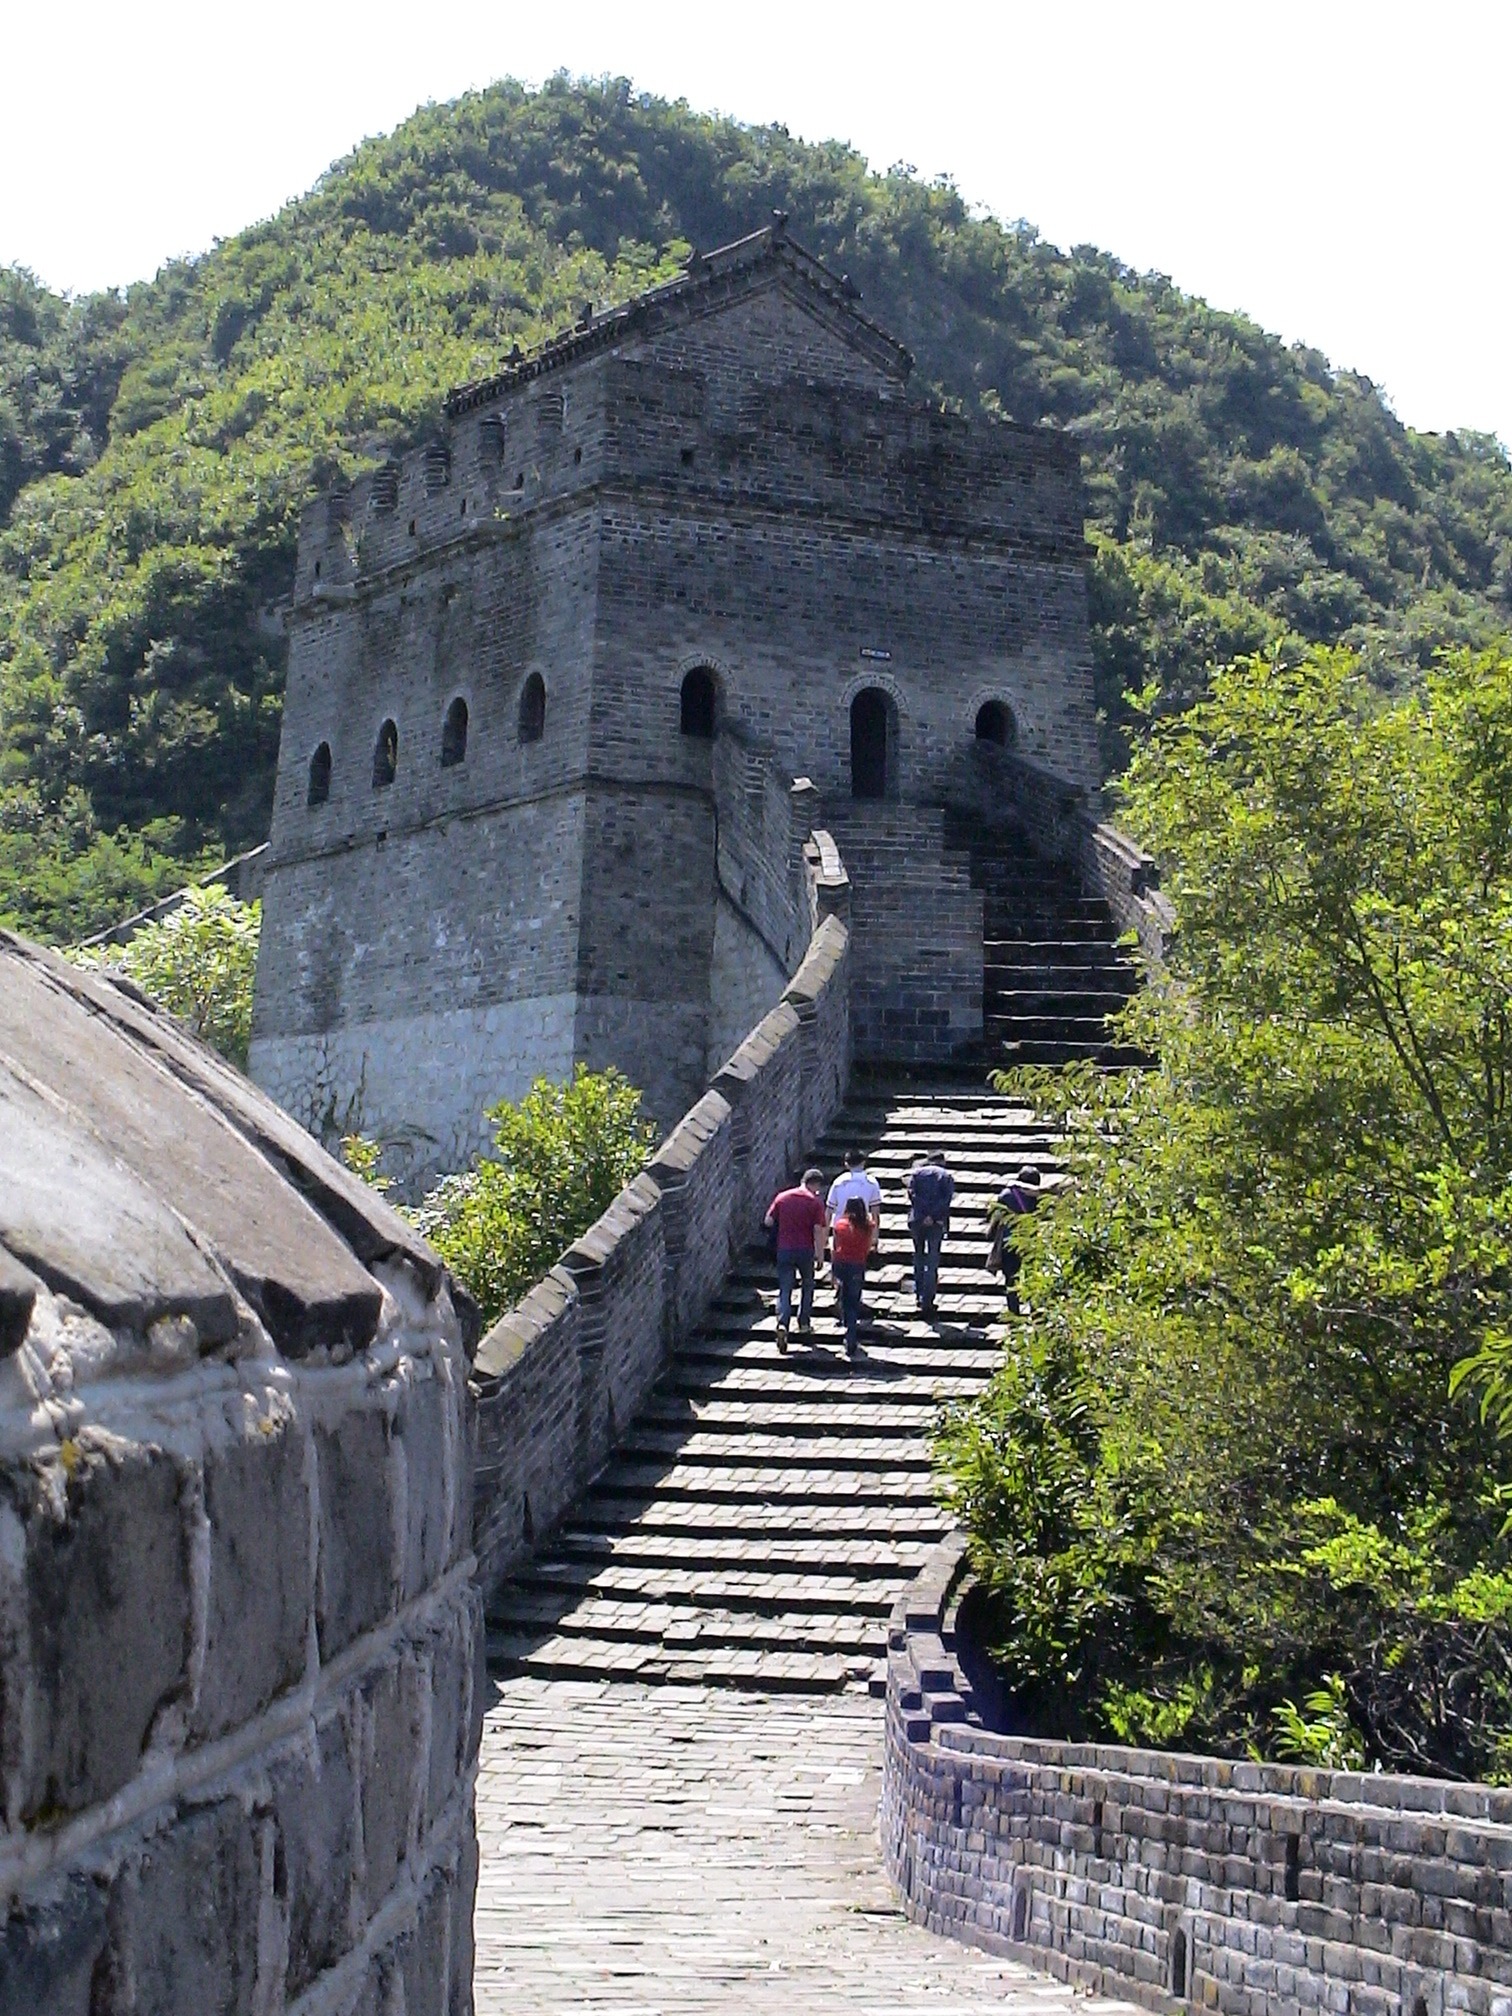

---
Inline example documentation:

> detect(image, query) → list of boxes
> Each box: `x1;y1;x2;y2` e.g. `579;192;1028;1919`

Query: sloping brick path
475;1681;1139;2012
475;1085;1139;2010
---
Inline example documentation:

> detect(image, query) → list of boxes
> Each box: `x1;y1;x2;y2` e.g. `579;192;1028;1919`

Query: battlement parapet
292;359;1085;607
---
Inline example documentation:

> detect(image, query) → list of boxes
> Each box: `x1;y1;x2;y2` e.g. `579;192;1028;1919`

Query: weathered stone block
101;1799;261;2016
449;1826;479;2016
193;1413;310;1743
424;1602;477;1831
362;1651;424;1912
316;1406;398;1659
399;1865;453;2016
0;1874;107;2016
270;1709;358;1996
397;1369;449;1602
6;1436;190;1820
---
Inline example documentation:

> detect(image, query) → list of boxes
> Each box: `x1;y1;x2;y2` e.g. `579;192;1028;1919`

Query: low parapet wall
470;835;851;1603
882;1534;1512;2016
955;745;1171;963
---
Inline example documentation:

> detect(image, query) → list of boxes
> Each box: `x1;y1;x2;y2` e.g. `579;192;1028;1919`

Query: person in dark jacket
906;1150;954;1316
989;1164;1041;1313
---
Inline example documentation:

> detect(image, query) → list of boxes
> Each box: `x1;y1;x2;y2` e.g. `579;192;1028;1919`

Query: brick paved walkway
474;1680;1139;2013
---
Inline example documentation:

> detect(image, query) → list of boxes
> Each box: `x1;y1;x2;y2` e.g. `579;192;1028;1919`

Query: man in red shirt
763;1167;827;1353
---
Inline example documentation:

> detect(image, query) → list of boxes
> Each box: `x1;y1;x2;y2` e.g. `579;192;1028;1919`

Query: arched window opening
975;699;1016;747
372;719;398;789
680;667;717;739
518;673;546;744
441;697;469;768
1169;1927;1188;1999
307;741;332;807
850;687;891;799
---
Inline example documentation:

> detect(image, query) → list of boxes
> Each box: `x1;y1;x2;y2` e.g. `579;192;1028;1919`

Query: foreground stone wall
0;940;483;2016
471;836;851;1601
883;1535;1512;2016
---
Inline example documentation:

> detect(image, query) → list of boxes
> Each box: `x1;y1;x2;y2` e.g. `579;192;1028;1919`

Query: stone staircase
947;814;1144;1067
485;1081;1059;1693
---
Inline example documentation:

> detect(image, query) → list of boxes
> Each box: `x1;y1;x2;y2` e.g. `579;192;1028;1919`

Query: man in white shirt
827;1150;881;1238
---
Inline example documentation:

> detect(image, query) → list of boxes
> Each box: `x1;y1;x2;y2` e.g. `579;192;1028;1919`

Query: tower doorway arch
850;686;892;799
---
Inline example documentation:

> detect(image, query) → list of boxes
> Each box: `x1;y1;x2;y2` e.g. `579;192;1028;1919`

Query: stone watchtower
250;221;1099;1183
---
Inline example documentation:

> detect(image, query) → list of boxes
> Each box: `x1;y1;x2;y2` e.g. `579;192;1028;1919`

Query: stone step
669;1341;1002;1381
508;1558;900;1616
576;1496;954;1541
639;1399;944;1438
718;1268;1009;1299
987;989;1133;1017
686;1292;1003;1326
987;1009;1120;1038
810;1145;1061;1172
489;1593;885;1657
693;1322;1002;1356
984;917;1114;942
984;937;1136;965
657;1367;989;1402
585;1460;940;1504
612;1427;935;1470
485;1629;859;1691
996;1038;1149;1066
551;1529;935;1574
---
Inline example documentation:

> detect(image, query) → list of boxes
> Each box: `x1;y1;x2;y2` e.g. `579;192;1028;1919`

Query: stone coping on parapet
882;1530;1512;2014
291;471;1089;617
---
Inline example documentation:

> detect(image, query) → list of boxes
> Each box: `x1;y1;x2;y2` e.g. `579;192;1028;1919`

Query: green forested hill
3;77;1509;939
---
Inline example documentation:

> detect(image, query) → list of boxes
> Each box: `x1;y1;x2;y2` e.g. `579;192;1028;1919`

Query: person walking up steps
763;1168;827;1353
989;1164;1041;1313
907;1148;954;1317
826;1148;881;1321
826;1149;881;1242
830;1195;873;1359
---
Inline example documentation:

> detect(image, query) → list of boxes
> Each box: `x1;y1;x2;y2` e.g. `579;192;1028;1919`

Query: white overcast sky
3;0;1507;447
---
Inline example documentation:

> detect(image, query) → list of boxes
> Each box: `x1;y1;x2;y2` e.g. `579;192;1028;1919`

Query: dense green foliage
68;882;261;1067
939;647;1512;1779
3;78;1509;939
391;1065;657;1327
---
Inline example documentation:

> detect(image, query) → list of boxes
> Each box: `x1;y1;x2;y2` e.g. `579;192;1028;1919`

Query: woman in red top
830;1195;873;1359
